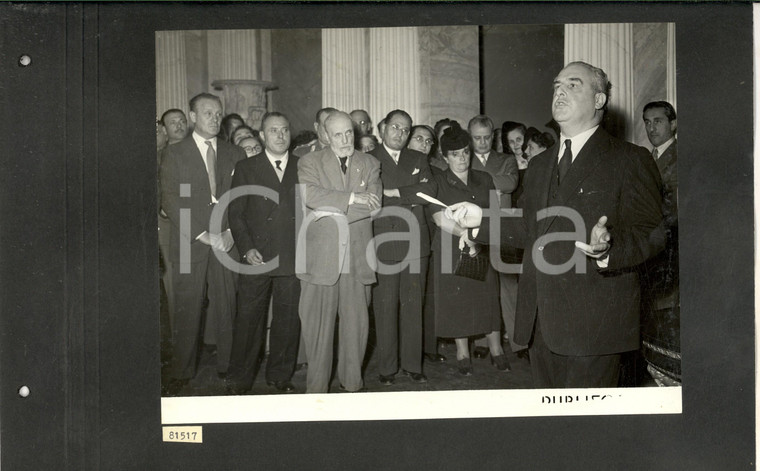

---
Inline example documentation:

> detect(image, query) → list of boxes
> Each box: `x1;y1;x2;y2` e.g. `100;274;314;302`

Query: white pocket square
412;168;420;175
360;180;365;186
231;168;235;176
420;177;428;183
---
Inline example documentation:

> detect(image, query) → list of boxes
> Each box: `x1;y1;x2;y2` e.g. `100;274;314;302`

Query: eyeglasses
243;145;263;154
390;123;410;135
412;135;434;146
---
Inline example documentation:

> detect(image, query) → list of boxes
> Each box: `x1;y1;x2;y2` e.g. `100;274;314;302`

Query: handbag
454;246;489;281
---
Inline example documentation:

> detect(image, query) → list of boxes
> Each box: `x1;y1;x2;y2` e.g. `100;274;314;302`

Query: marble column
417;25;480;128
321;28;370;117
565;23;634;141
369;27;421;125
156;31;189;117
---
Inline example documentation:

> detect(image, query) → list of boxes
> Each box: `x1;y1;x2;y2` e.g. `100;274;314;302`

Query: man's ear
313;122;319;134
188;110;197;125
670;119;677;134
594;92;607;110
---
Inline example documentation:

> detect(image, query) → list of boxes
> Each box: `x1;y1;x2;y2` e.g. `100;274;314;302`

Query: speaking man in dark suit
226;112;301;394
449;62;664;388
640;100;679;385
160;93;246;394
370;109;435;385
296;111;382;393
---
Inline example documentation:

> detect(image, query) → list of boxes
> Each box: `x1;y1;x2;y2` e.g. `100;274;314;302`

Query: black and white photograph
157;23;683;423
1;2;754;469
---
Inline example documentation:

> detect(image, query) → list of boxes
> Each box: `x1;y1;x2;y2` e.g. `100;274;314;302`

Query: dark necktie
652;148;659;160
557;139;572;185
339;156;348;174
275;159;283;181
205;140;217;196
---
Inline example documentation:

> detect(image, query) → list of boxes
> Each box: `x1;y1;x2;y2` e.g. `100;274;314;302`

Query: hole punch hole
18;385;30;398
18;55;32;67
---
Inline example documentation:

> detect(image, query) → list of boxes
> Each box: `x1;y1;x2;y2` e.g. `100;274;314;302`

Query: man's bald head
325;112;355;158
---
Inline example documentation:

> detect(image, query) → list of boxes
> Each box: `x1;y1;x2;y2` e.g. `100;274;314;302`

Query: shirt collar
559;125;599;162
192;131;216;149
383;143;401;159
654;136;676;157
265;149;288;167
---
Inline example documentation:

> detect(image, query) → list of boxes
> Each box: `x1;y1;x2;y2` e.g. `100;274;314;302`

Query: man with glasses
370;109;435;385
350;109;373;137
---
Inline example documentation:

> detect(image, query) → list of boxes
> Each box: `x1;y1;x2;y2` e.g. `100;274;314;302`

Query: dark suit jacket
228;152;299;277
470;150;519;208
478;127;664;356
641;140;679;313
370;146;435;262
160;134;246;263
296;148;382;286
656;140;678;228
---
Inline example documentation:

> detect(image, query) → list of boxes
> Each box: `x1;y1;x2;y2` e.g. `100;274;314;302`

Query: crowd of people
157;60;679;396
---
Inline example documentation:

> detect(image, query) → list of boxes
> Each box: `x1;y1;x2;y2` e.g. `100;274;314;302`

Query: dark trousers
227;274;301;389
372;257;427;375
529;318;622;388
168;252;236;380
422;257;437;354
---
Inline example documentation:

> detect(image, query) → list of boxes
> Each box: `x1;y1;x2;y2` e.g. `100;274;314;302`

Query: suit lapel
535;145;559;235
254;154;280;189
184;138;213;197
555;129;605;203
346;153;364;190
397;148;417;174
656;141;676;175
322;150;345;191
281;154;299;188
539;128;606;235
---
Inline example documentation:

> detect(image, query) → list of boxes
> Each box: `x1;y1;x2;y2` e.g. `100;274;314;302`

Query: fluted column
208;30;258;81
666;23;677;111
156;31;189;117
565;23;634;141
322;28;370;115
369;27;421;124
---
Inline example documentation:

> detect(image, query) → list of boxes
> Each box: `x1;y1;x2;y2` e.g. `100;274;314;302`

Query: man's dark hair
643;101;677;121
384;109;413;125
315;107;339;124
189;93;222;113
260;111;290;131
160;108;186;126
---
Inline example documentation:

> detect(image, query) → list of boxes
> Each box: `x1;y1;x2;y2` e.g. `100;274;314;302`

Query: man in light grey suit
296;111;382;393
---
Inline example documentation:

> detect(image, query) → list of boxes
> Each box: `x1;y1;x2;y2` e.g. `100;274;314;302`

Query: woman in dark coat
431;124;507;375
